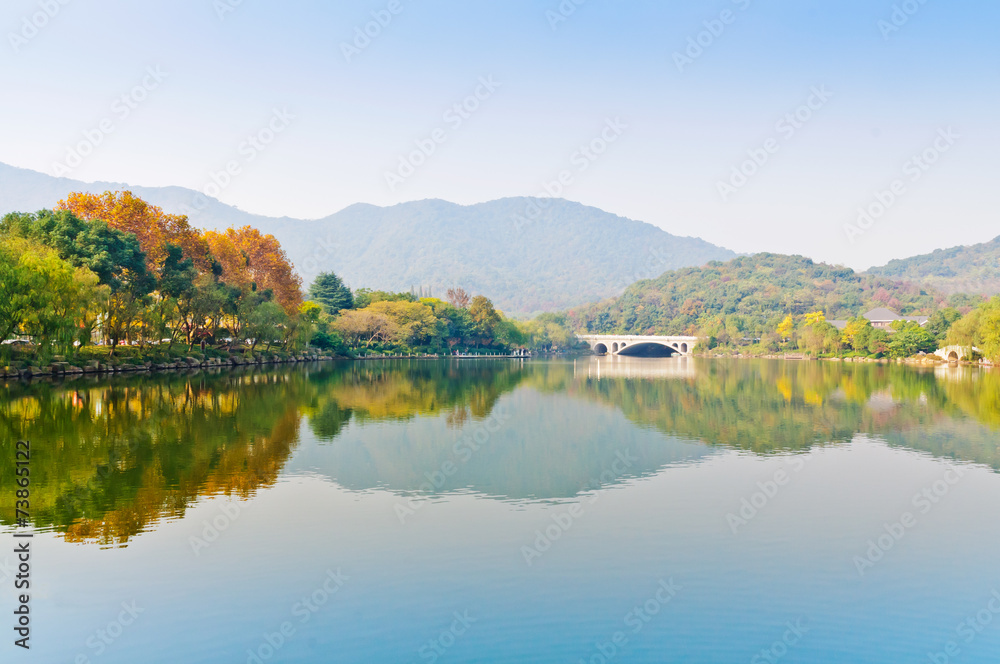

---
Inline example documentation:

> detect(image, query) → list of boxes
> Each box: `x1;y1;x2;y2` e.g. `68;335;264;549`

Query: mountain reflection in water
1;357;998;546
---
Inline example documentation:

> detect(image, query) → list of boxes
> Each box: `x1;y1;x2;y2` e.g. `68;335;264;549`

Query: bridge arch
617;342;678;357
578;334;698;357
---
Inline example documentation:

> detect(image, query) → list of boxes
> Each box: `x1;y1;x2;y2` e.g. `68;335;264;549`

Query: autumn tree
333;309;398;346
209;226;302;315
366;300;440;346
777;315;795;341
57;191;209;272
447;287;470;309
202;230;251;290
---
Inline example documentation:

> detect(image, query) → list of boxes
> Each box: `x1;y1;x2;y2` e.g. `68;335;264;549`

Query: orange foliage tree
204;226;302;314
202;230;251;290
57;191;210;272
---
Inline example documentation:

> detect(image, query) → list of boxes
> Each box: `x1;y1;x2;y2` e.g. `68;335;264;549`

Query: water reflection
1;357;998;545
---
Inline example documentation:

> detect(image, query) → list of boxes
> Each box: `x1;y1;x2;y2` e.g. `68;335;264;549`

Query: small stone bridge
934;345;980;362
577;334;698;357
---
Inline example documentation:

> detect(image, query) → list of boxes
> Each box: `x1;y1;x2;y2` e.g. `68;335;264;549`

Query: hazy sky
1;0;997;269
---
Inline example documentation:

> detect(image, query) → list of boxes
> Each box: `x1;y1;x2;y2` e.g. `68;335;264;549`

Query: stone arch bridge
934;345;980;362
577;334;698;357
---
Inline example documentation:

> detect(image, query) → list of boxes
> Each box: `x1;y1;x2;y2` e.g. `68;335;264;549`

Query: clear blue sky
2;0;997;269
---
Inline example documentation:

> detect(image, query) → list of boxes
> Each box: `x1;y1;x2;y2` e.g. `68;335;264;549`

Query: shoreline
0;351;341;381
692;351;992;368
0;349;552;382
2;348;991;383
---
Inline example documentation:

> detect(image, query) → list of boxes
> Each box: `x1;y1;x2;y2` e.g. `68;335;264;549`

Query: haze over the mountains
3;162;998;314
0;162;737;314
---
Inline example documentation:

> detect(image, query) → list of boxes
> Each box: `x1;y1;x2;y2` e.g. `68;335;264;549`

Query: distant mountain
568;253;940;335
867;236;1000;296
0;161;289;230
0;162;736;314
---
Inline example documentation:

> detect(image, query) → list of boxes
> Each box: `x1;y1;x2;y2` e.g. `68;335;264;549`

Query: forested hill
568;253;942;335
867;235;1000;296
259;198;736;315
0;162;736;315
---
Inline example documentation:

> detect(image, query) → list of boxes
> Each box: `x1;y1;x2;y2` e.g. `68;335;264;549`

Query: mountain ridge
0;162;736;314
867;235;1000;296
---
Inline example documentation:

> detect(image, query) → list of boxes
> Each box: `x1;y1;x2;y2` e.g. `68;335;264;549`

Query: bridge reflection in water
577;355;697;380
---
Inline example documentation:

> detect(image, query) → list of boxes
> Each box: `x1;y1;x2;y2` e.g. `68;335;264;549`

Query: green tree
841;317;873;354
353;289;415;309
926;307;962;341
978;300;1000;362
469;295;501;341
309;272;354;313
946;297;1000;362
2;209;149;294
246;301;288;352
887;321;938;358
867;329;891;357
0;241;36;345
0;238;102;355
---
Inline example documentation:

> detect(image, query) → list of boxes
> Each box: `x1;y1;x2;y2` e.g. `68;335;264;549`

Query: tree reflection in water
1;358;998;545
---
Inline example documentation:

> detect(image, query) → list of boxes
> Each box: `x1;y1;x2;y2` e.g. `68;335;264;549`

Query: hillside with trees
867;234;1000;295
565;253;975;357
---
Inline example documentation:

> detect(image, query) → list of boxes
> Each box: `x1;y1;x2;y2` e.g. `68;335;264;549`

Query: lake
2;357;999;663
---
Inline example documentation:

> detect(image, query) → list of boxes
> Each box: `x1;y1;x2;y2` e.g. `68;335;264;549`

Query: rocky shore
0;352;339;380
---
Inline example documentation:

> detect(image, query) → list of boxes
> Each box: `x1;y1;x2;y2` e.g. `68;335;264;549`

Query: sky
1;0;997;270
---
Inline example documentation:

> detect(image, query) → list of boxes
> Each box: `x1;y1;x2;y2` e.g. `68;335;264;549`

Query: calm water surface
2;358;1000;663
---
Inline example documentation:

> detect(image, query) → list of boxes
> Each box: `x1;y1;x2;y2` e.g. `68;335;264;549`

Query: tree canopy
309;272;354;312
